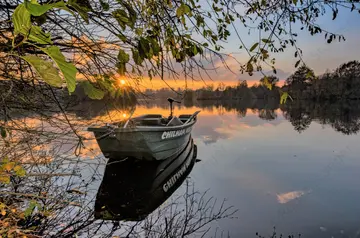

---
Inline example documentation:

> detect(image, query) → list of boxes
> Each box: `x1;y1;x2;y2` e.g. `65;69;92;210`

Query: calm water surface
3;100;360;237
125;103;360;237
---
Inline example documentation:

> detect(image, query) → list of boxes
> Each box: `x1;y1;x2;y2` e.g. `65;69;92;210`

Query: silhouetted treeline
284;61;360;100
193;79;280;101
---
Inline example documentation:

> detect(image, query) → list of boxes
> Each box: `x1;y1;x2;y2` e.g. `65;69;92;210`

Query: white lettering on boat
163;155;193;192
161;128;192;140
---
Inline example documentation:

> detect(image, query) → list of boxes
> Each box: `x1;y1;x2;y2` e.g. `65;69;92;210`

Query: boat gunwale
87;117;196;133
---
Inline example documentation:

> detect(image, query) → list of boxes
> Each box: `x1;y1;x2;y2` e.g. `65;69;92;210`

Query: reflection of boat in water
94;138;198;221
88;98;200;161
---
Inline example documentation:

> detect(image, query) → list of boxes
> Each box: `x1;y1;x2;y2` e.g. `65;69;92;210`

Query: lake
1;100;360;237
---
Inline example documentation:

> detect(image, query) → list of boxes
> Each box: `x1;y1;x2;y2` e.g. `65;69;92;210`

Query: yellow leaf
1;209;6;216
2;162;15;171
0;175;10;184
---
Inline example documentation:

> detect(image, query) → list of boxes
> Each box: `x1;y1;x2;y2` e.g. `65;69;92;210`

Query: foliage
0;157;26;184
1;0;360;96
285;61;360;100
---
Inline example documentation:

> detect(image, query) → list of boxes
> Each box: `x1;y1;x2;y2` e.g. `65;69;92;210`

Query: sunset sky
139;8;360;90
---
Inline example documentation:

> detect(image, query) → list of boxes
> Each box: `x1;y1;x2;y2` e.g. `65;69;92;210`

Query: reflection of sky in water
118;104;360;237
4;103;360;237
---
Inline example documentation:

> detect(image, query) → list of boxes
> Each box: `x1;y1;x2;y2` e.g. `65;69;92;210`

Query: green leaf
14;165;26;177
112;9;129;30
41;46;77;93
0;126;6;138
280;92;289;104
28;25;52;44
116;62;126;75
176;4;191;17
295;60;301;68
192;45;198;55
100;0;110;11
249;42;259;52
117;49;130;63
261;38;271;44
68;0;92;23
132;48;143;65
25;200;38;218
24;0;69;16
13;4;31;36
82;81;105;99
135;28;143;36
22;55;63;87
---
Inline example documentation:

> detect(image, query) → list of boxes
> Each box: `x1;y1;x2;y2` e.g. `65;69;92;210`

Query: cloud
276;190;308;204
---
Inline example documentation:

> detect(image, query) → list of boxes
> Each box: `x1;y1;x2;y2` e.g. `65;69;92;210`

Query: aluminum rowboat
88;99;200;160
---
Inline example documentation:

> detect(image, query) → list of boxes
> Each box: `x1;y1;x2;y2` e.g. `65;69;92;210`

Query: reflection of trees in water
194;99;360;135
283;110;312;133
281;101;360;135
258;109;277;121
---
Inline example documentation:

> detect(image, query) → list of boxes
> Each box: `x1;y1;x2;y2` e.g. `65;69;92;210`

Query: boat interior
125;111;200;127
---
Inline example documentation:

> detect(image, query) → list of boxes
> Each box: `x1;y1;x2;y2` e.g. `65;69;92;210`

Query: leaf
2;162;15;171
100;0;109;11
116;62;126;75
22;55;63;87
280;92;289;104
28;25;52;44
261;38;271;44
24;0;69;16
246;61;254;73
0;176;10;184
68;0;92;23
132;48;143;65
41;46;77;93
192;45;198;55
295;60;301;68
135;28;143;36
24;200;38;218
263;76;272;90
14;165;26;177
112;9;129;30
0;126;6;138
249;42;259;52
117;49;129;63
176;4;190;17
272;66;277;74
13;4;31;36
82;81;105;99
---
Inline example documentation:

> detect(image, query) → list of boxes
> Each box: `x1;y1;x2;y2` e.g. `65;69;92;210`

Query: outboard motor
167;97;181;121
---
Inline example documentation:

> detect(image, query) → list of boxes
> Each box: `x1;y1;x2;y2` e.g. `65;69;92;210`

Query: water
2;100;360;237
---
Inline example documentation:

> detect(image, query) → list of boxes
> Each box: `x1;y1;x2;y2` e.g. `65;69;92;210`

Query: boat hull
89;122;195;161
94;138;197;221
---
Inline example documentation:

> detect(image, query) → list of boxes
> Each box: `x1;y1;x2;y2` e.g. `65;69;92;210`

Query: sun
120;79;126;85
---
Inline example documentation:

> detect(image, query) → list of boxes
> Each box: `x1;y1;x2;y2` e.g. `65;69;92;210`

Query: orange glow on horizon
136;77;285;91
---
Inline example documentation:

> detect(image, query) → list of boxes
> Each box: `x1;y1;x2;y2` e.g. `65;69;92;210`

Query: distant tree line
190;60;360;102
284;61;360;100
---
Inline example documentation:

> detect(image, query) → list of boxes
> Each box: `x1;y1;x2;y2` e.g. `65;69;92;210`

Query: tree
1;0;359;96
285;65;316;98
217;82;226;91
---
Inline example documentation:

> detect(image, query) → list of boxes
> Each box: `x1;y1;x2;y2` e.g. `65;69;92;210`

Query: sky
141;6;360;90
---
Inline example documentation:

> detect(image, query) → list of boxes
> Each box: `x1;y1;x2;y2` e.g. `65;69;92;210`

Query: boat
88;98;200;161
94;138;197;221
